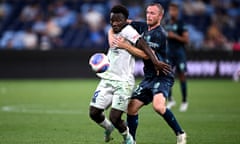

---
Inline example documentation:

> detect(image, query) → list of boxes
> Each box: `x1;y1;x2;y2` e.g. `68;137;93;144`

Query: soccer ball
89;53;110;73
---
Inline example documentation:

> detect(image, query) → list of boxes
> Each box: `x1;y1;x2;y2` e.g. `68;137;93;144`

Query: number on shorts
135;85;143;95
92;90;100;103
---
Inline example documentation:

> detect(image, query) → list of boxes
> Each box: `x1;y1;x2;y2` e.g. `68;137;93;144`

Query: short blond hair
147;3;164;15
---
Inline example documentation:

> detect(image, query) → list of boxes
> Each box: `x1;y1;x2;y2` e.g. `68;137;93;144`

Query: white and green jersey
97;25;141;85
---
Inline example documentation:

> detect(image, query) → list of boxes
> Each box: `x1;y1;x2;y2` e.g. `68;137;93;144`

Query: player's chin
112;27;120;33
146;20;153;25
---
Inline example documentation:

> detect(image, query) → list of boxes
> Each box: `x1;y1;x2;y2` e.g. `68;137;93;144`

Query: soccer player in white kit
89;5;171;144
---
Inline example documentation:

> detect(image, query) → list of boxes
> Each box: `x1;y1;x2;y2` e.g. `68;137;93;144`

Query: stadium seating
0;0;239;50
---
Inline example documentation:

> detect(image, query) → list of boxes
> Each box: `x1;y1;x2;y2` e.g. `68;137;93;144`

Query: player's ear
127;19;132;24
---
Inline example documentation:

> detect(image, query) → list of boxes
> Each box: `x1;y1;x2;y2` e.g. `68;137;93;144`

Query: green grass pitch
0;79;239;144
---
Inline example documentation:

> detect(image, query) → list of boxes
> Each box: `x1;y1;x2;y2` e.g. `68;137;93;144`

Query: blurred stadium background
0;0;240;144
0;0;240;50
0;0;239;79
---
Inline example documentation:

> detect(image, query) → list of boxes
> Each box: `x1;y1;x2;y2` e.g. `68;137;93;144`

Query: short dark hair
110;5;129;19
169;2;179;9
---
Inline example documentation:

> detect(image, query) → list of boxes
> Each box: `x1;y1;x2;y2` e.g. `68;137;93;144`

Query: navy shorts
132;76;174;105
169;49;187;73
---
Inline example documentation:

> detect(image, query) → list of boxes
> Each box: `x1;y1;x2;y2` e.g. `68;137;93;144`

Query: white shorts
90;79;134;112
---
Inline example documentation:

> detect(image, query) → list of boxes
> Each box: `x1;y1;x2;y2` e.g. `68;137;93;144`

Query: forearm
125;44;148;59
175;32;189;44
115;37;148;59
136;38;160;64
175;35;189;44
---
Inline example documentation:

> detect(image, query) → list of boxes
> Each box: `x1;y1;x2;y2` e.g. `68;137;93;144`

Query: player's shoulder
122;24;135;31
120;24;137;35
120;24;141;44
177;19;188;29
176;19;184;25
130;21;148;33
154;26;167;37
131;21;147;27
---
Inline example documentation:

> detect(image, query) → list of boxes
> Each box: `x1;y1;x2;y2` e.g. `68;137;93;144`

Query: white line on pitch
1;105;83;115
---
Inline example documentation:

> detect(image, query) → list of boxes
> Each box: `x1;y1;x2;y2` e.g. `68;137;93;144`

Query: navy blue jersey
165;19;188;72
165;19;187;51
131;21;174;79
131;21;148;35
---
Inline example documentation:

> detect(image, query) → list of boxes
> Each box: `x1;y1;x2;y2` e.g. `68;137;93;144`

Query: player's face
169;6;178;19
146;5;162;27
110;13;127;33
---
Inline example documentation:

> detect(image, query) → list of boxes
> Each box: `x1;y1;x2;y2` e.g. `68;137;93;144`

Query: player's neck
170;17;177;23
148;23;160;31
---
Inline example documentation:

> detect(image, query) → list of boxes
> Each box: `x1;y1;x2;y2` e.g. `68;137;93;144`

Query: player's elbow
142;54;149;60
89;106;103;123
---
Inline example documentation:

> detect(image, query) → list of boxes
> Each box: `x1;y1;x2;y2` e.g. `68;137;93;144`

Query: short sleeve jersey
165;19;188;51
97;25;141;85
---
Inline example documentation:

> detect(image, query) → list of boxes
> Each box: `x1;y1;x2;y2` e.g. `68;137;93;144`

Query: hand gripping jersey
97;25;141;85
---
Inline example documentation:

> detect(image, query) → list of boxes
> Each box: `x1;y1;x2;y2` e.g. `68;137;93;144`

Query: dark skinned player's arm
136;38;171;74
109;29;148;59
114;34;170;74
110;27;170;74
112;20;149;58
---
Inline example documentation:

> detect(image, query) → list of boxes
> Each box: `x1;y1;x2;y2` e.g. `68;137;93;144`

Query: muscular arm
114;37;148;59
136;38;171;74
110;28;171;74
109;28;148;59
136;38;160;64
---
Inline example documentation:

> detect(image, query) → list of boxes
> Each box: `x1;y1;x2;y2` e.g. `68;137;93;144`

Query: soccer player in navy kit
165;3;189;112
114;3;187;144
89;5;171;144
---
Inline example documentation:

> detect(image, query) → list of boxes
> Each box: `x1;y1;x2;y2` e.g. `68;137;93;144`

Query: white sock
99;118;112;130
121;127;130;140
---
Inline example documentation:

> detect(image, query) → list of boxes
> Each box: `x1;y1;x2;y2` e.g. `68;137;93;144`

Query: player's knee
89;110;98;121
89;106;102;121
127;105;137;115
152;94;166;115
127;100;141;115
153;104;166;115
127;108;139;115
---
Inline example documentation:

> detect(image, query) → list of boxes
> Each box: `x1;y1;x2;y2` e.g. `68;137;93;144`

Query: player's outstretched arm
136;38;171;75
113;37;148;59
